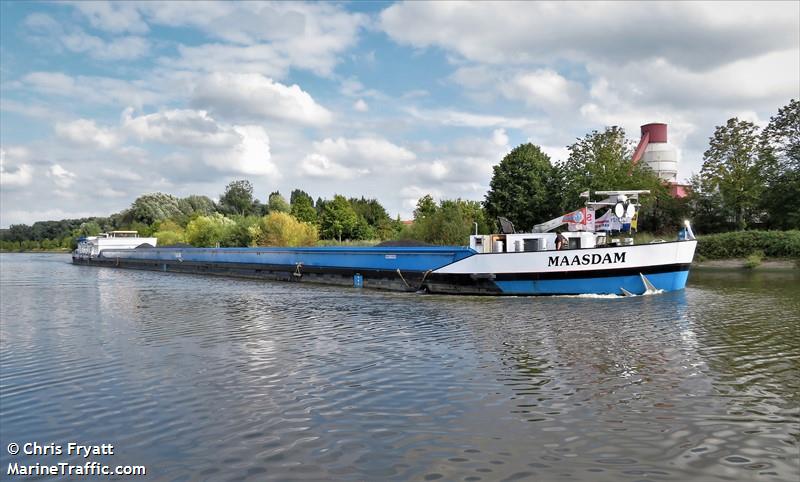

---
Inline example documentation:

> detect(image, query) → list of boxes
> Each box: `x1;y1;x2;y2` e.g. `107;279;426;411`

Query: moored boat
73;190;697;296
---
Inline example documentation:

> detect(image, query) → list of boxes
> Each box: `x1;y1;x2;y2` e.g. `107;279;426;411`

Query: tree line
1;99;796;251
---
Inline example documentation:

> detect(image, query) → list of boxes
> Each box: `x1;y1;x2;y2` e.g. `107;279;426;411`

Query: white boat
424;190;697;295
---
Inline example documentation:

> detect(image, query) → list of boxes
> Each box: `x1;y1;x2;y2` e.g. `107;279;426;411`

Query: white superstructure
75;231;157;258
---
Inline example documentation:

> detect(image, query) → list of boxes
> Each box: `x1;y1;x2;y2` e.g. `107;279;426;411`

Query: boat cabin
471;190;650;254
469;232;600;253
75;231;158;257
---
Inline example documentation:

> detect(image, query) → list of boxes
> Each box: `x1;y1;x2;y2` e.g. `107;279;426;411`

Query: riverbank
693;258;798;270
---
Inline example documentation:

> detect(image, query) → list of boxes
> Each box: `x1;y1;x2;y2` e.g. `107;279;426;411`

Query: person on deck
555;231;567;250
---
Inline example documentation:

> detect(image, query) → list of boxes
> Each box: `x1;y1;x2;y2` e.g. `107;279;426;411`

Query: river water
1;253;798;481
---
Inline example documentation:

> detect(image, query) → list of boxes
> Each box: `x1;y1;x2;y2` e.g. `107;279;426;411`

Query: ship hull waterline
72;240;697;296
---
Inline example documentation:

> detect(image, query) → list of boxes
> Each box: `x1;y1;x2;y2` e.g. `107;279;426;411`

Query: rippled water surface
1;253;798;481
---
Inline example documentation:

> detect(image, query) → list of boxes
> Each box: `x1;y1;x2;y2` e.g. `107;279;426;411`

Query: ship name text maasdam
548;252;626;267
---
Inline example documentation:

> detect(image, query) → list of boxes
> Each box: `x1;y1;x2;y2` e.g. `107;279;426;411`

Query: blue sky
1;1;798;227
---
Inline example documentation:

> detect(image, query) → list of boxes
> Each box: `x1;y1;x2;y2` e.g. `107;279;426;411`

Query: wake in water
555;288;665;300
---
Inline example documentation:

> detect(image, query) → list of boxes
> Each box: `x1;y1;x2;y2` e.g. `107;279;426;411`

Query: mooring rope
396;268;412;290
417;269;432;291
396;268;433;292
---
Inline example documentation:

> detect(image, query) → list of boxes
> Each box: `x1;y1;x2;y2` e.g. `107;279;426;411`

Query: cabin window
523;239;539;252
568;238;581;249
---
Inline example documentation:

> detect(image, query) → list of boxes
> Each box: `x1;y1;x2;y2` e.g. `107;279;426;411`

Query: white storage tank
639;123;677;182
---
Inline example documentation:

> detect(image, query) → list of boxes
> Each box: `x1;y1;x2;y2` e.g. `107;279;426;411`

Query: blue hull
77;245;692;296
494;271;689;295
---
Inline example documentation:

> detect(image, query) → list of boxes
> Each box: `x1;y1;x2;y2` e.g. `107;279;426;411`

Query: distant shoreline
0;249;71;254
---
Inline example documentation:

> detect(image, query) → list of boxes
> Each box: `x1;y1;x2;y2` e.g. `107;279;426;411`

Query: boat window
523;239;539;252
568;238;581;249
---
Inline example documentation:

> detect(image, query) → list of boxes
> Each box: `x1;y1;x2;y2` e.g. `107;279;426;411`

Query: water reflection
0;254;797;481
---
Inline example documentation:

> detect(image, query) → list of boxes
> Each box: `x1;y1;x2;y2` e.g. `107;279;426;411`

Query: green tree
249;212;318;247
226;215;260;247
484;143;562;231
4;224;33;242
319;195;359;241
75;221;102;237
290;195;318;224
405;198;490;245
561;127;663;202
176;195;217;224
153;219;186;246
350;197;393;239
124;193;184;225
688;173;735;233
185;214;236;247
560;127;676;231
760;99;800;229
700;118;769;230
267;191;290;213
290;189;314;206
219;180;255;216
413;195;437;221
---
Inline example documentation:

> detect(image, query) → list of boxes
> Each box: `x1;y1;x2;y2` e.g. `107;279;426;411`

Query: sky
1;1;798;227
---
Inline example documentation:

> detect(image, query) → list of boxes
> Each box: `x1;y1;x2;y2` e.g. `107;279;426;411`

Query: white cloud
298;136;416;181
24;12;149;61
586;50;800;110
492;129;509;146
0;148;34;187
143;2;365;77
405;107;542;129
312;137;416;167
70;1;149;34
381;2;799;70
220;125;278;177
122;108;240;147
20;72;161;108
0;99;62;121
507;69;583;108
354;99;369;112
48;164;77;188
100;168;142;182
60;30;149;60
450;65;587;109
55;119;121;149
121;109;278;178
300;153;366;180
191;73;333;126
165;43;290;78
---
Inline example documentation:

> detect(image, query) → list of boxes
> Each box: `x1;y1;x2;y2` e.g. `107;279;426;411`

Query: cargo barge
73;191;697;296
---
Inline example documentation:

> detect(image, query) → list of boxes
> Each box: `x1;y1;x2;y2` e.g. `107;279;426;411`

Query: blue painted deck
101;246;476;272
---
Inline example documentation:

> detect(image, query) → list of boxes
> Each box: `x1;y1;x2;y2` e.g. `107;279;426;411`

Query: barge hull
73;251;692;296
72;256;433;292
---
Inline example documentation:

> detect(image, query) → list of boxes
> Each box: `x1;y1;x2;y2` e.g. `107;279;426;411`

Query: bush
152;220;185;246
696;230;800;259
249;212;318;247
744;250;765;269
185;214;236;247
